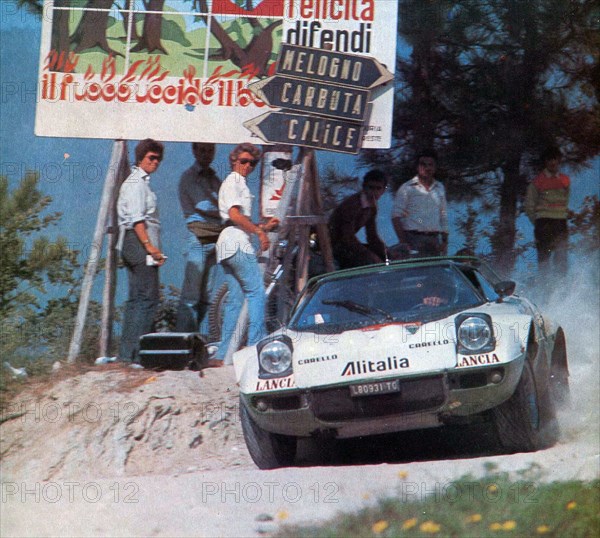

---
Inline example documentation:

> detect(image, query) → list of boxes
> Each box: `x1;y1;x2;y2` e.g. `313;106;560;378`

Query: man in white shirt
391;150;448;257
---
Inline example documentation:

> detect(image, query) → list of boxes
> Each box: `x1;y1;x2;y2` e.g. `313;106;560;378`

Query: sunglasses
239;158;259;167
147;155;162;162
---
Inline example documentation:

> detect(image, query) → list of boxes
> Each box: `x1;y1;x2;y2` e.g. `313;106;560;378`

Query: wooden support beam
67;140;127;363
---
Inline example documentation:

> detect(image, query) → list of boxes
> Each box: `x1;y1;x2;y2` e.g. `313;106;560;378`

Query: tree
0;173;79;320
50;0;71;65
365;0;600;273
70;0;121;55
0;174;97;366
130;0;167;54
191;0;282;76
16;0;43;15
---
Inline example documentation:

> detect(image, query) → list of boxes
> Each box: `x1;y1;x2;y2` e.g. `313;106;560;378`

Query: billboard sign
35;1;397;148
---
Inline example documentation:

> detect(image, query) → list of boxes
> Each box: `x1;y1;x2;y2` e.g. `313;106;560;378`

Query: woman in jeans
210;143;279;367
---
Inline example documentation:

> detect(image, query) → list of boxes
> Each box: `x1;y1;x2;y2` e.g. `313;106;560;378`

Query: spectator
391;150;448;257
175;143;223;336
117;139;166;363
525;146;570;275
210;143;279;367
328;169;387;269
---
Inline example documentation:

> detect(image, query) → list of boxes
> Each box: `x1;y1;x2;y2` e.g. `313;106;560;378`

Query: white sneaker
95;356;117;365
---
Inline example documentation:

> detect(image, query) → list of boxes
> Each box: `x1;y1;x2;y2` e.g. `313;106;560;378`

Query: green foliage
16;0;43;16
569;195;600;252
276;472;600;538
153;284;180;332
0;174;102;380
161;18;192;47
364;0;600;272
0;173;78;319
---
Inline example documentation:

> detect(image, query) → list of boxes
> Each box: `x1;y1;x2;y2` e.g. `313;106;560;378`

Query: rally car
233;257;570;469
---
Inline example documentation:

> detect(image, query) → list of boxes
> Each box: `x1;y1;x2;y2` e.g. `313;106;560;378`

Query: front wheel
240;397;297;469
491;359;558;452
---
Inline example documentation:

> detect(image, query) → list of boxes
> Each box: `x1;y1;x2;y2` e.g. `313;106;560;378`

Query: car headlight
456;314;495;354
258;337;293;377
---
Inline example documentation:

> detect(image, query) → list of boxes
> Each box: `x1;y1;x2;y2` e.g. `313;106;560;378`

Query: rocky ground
1;364;253;482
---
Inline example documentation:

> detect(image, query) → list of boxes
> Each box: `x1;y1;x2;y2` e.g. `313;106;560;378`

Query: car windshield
289;264;483;333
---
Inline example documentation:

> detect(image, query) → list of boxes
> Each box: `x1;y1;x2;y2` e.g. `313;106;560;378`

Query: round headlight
458;316;492;352
259;340;292;374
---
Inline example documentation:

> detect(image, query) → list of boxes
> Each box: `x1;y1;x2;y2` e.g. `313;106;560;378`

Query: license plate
349;379;400;397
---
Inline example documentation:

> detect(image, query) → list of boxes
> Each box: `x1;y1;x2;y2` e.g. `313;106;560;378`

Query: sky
1;3;598;311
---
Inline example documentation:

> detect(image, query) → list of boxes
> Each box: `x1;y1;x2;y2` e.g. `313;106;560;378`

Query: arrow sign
244;111;364;154
249;75;370;121
276;43;394;90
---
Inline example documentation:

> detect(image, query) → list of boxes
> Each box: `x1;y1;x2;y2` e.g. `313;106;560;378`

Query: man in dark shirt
175;143;222;334
328;169;387;269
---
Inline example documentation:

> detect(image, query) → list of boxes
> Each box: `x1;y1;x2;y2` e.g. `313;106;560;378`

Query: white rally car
233;257;570;469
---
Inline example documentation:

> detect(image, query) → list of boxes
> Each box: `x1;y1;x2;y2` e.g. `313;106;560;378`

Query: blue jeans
119;231;159;362
215;249;265;361
175;232;217;335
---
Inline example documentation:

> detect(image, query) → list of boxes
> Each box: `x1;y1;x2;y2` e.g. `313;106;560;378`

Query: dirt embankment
0;364;253;482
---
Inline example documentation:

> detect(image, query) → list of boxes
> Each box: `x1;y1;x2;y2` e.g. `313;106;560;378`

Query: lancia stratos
233;257;570;469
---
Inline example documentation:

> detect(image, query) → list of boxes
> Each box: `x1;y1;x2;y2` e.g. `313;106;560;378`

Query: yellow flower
566;501;577;510
536;525;551;534
372;520;389;534
402;518;418;530
489;522;503;531
397;470;409;479
502;520;517;531
487;484;499;493
276;510;288;520
419;521;441;533
466;514;482;523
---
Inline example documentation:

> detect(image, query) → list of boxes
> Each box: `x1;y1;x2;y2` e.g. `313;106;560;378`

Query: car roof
307;256;483;287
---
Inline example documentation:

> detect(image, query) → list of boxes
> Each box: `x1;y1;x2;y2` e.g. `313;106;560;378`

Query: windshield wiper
322;299;394;322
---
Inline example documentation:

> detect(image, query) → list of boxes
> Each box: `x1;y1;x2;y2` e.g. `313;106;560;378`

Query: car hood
288;319;457;388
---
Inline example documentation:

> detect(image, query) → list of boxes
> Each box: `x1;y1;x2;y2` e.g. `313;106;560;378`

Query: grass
276;470;599;538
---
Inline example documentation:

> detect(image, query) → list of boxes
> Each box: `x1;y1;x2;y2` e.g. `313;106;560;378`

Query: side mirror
494;280;516;298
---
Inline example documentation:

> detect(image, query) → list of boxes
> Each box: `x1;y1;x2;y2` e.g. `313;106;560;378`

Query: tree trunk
121;0;139;41
71;0;120;55
494;159;521;275
131;0;166;54
50;0;71;71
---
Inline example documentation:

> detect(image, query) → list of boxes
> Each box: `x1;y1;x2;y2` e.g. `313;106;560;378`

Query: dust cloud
522;252;599;446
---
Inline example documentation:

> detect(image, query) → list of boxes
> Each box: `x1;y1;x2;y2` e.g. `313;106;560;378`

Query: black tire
239;397;297;469
266;280;297;333
207;283;248;346
491;358;558;452
550;331;571;408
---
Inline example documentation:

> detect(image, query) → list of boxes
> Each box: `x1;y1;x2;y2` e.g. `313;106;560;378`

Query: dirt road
1;355;597;537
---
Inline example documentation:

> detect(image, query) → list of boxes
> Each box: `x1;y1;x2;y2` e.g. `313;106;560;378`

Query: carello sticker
298;354;338;365
456;354;501;368
409;339;450;349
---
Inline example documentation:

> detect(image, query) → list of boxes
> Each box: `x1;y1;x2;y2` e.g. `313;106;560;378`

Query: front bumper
242;355;525;438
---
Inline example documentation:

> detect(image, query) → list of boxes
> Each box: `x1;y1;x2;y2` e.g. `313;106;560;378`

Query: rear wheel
207;283;248;346
491;358;558;452
240;397;297;469
550;331;571;408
